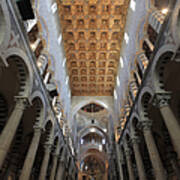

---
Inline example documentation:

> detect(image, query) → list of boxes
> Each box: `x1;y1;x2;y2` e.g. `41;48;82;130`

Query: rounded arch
139;91;153;121
153;51;174;91
80;149;107;165
129;112;140;135
5;47;34;96
43;120;53;142
72;99;112;118
52;135;60;153
78;125;108;141
30;90;46;125
137;86;154;116
124;130;131;142
150;44;175;90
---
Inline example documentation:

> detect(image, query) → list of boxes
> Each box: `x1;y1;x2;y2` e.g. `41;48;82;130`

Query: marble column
115;144;124;180
141;120;166;180
0;98;27;169
20;127;42;180
154;93;180;160
50;140;61;180
39;144;52;180
56;148;66;180
131;136;147;180
56;161;65;180
118;146;125;180
124;142;135;180
50;153;59;180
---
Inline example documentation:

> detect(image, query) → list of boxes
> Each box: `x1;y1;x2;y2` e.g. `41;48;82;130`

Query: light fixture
117;76;120;87
58;34;62;45
37;61;42;68
80;138;84;145
99;144;102;152
130;0;136;12
161;8;168;15
62;58;66;67
90;128;96;133
51;2;57;14
120;57;124;68
114;89;117;100
124;32;129;44
65;76;69;85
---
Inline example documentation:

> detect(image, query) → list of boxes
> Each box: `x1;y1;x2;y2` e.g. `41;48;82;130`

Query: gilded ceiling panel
57;0;130;96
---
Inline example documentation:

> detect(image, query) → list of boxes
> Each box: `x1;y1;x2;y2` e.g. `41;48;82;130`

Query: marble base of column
20;127;42;180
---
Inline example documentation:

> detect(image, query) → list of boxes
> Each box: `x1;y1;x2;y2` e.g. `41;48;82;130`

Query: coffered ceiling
57;0;130;96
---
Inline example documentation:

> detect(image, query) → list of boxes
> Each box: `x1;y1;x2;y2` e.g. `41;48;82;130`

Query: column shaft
143;129;166;180
132;140;147;180
116;144;124;180
39;145;51;180
160;105;180;159
56;162;65;180
119;161;124;180
0;100;25;169
50;155;58;180
20;128;41;180
126;154;135;180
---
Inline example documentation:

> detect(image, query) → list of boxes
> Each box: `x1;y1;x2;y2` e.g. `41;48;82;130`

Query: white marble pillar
0;98;27;169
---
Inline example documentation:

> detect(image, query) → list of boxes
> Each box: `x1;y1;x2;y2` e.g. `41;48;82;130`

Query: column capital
153;92;172;108
52;152;59;157
14;96;29;110
138;120;152;131
59;157;65;165
44;143;52;152
124;143;131;157
33;125;42;132
131;135;140;144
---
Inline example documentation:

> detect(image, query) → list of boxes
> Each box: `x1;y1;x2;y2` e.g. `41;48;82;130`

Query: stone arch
149;44;175;90
29;90;46;125
43;120;53;140
72;99;112;118
5;47;34;96
153;51;174;91
129;113;140;135
78;125;108;141
59;145;64;157
137;86;154;117
124;131;131;143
